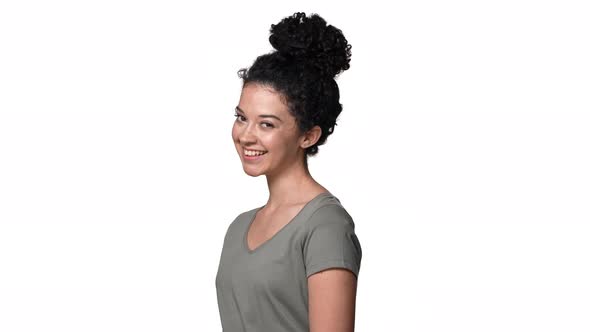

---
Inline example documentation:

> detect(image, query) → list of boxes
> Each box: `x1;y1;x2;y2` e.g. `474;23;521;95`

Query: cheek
266;135;294;153
231;123;239;141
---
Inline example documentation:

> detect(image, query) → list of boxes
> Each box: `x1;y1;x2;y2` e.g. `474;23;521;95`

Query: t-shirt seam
307;259;357;270
306;259;359;277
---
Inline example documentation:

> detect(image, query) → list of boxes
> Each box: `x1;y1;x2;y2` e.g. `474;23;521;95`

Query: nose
239;121;258;144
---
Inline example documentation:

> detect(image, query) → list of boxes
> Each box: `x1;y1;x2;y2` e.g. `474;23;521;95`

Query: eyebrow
235;106;283;122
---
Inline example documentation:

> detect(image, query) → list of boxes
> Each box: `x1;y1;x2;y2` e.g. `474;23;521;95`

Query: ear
299;125;322;149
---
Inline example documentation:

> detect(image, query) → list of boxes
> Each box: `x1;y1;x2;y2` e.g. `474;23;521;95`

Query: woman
215;12;362;332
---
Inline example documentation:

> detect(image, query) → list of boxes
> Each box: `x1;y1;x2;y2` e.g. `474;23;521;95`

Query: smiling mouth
244;149;267;157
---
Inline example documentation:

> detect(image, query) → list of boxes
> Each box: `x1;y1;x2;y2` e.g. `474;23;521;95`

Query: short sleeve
303;204;362;278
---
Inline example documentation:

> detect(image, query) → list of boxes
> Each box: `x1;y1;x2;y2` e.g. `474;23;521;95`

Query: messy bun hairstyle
238;12;351;157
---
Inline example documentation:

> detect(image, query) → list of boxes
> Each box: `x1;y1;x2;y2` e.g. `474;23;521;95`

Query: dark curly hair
238;12;352;157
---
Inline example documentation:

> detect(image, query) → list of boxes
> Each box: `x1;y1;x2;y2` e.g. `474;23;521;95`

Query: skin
232;82;358;331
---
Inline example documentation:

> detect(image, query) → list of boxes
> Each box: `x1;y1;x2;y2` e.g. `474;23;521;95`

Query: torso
216;189;361;331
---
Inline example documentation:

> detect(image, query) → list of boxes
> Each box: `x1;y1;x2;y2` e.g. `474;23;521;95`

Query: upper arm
303;204;362;331
308;268;358;332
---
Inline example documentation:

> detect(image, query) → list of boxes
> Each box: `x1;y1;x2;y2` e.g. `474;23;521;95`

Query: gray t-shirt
215;192;362;332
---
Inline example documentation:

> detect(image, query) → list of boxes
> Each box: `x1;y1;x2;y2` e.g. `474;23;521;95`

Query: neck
264;156;323;209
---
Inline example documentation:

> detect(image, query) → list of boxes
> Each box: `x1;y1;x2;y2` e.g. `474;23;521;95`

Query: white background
1;0;589;331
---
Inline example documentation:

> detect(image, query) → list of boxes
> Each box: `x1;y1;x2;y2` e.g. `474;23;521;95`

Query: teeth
245;150;267;156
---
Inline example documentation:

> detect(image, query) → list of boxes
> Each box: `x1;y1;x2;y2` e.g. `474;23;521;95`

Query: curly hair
238;12;352;157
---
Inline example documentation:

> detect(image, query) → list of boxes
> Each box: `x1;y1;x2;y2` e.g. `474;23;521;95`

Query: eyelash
234;113;274;128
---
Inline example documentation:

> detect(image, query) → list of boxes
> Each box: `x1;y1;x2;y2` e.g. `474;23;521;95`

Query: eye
234;113;246;122
234;113;274;128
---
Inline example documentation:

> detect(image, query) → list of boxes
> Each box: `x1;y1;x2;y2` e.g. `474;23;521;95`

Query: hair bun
269;12;351;78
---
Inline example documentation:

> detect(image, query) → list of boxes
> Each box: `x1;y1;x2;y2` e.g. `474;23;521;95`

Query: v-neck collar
243;192;333;254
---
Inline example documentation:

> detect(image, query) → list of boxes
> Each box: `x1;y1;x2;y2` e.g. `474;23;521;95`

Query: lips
244;154;266;163
243;148;267;156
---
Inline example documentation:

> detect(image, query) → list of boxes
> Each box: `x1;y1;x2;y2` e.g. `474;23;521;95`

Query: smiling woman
232;83;307;178
215;12;362;332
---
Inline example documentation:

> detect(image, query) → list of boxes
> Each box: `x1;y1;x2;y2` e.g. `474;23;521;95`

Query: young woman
215;12;362;332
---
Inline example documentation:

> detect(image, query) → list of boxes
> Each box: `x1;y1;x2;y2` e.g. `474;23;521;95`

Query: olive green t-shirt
215;192;362;332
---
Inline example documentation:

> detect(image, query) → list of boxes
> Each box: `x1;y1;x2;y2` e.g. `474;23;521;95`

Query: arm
308;267;358;332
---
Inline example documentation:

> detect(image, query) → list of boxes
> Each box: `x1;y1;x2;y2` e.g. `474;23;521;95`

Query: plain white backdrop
1;0;589;331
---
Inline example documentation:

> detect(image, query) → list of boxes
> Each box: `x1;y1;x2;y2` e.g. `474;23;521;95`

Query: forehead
238;83;290;117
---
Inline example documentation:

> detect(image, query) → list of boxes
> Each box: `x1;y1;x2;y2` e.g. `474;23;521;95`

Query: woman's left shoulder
305;199;355;229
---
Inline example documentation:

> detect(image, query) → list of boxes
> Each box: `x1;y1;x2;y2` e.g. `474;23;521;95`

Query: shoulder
224;206;260;234
235;206;259;222
301;195;362;278
304;198;355;230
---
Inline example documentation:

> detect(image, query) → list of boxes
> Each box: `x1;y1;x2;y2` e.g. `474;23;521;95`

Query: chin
242;165;266;177
243;170;266;177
